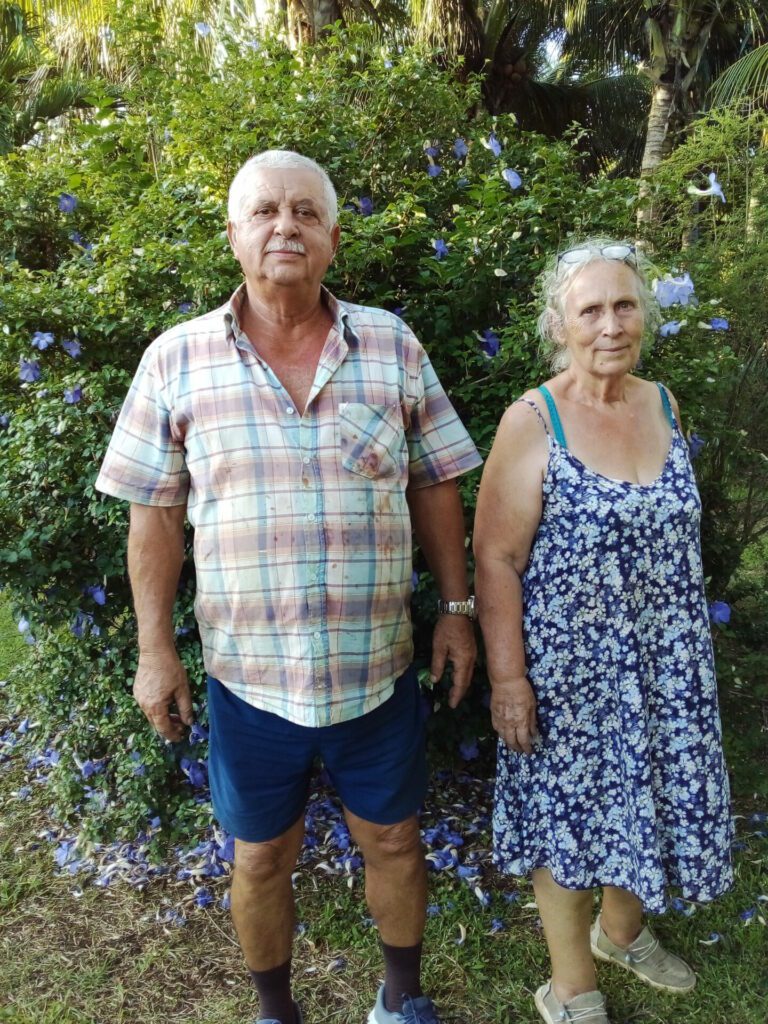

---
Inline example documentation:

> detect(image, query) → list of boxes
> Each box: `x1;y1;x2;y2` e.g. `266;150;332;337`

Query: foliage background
0;21;766;844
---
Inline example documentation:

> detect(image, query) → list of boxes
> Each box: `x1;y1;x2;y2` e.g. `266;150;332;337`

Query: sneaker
367;984;441;1024
590;914;696;992
535;982;610;1023
257;1002;304;1024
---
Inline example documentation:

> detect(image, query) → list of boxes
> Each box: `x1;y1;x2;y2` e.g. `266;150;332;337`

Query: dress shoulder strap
656;382;676;429
537;385;568;448
515;397;551;436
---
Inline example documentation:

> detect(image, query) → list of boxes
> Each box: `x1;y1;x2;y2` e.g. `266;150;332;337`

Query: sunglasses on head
557;243;636;268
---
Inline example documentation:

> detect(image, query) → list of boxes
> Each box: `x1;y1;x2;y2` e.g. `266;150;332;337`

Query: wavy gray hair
227;150;338;227
536;237;662;373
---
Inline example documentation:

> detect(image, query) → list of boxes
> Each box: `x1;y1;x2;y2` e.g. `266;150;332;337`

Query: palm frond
710;42;768;105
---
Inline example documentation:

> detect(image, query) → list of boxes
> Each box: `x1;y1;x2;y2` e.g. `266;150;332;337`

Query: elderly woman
473;240;733;1024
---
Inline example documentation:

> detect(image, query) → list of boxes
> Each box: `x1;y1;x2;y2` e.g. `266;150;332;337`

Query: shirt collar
223;283;352;346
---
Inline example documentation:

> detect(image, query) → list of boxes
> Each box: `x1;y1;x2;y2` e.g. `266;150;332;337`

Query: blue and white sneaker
367;985;442;1024
257;1002;303;1024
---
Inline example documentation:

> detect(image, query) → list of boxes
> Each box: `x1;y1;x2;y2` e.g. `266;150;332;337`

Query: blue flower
480;329;500;358
61;338;82;358
740;907;756;922
58;193;78;213
687;172;726;204
709;601;731;625
220;891;232;910
18;617;30;634
452;138;468;159
194;22;212;37
0;413;10;429
709;317;729;331
487;132;502;157
659;321;683;337
411;569;419;590
181;758;209;789
189;722;209;744
425;145;440;158
178;302;194;314
654;273;696;308
384;59;393;69
502;168;522;190
359;196;374;217
432;238;449;260
459;738;479;760
64;384;83;405
218;833;235;862
19;359;41;383
427;163;442;178
31;331;55;350
490;918;506;933
195;887;214;908
84;584;106;605
244;39;260;52
80;758;104;779
688;433;706;458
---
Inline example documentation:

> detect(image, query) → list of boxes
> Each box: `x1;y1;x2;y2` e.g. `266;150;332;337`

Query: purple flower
218;833;235;863
80;759;104;779
654;273;696;308
19;359;41;383
688;433;706;458
85;584;106;605
0;413;10;429
359;196;374;217
740;907;756;922
487;132;502;158
490;918;506;933
459;738;479;760
181;758;209;789
190;722;209;744
58;193;78;213
709;601;731;625
425;145;440;158
709;317;730;331
178;302;194;314
432;238;449;260
453;138;468;159
64;384;83;405
61;338;82;358
194;22;212;37
659;321;683;337
502;168;522;190
31;331;55;350
480;329;500;358
427;163;442;178
71;610;94;638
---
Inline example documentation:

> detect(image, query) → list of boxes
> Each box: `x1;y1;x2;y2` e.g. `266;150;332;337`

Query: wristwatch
436;596;476;620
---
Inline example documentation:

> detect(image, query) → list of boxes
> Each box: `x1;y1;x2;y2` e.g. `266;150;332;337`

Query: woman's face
558;261;645;379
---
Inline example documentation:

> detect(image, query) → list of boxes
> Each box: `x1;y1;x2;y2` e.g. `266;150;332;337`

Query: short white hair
227;150;338;226
536;237;661;373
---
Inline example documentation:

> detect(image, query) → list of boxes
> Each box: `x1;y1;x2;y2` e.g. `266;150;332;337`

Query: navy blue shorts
207;665;427;842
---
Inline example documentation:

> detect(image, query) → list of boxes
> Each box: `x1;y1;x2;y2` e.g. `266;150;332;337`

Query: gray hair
536;237;662;373
227;150;338;227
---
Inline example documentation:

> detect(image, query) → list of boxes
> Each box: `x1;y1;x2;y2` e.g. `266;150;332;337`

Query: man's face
227;166;340;293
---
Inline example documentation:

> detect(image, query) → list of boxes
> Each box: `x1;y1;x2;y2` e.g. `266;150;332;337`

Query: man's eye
297;208;317;218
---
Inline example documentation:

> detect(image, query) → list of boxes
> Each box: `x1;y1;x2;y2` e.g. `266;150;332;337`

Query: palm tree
0;1;91;153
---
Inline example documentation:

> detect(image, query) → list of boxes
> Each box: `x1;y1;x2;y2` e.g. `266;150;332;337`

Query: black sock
380;940;423;1013
249;959;295;1024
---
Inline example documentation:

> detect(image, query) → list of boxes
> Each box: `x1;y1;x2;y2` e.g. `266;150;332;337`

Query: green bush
1;28;765;841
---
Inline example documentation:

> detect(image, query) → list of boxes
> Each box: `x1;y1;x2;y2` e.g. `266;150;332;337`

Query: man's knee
233;834;299;887
359;818;423;865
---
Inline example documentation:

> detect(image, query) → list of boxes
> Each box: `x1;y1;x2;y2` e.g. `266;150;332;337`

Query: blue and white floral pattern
493;397;733;913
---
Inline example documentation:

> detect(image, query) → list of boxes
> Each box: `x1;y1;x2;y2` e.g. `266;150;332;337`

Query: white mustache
266;239;305;254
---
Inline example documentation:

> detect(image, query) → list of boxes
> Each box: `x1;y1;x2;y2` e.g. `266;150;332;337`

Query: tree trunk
637;78;674;228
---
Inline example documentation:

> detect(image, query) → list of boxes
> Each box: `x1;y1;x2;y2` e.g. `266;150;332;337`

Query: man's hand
491;676;538;754
134;648;194;742
430;614;476;708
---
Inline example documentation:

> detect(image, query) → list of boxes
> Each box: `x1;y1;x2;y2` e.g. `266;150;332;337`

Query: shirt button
313;631;322;640
286;406;295;415
307;513;316;522
302;456;311;465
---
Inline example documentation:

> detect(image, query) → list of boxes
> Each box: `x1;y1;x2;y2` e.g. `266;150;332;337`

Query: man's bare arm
128;502;193;741
407;478;476;708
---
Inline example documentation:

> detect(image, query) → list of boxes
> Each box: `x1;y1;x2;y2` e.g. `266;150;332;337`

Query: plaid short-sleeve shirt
96;286;482;725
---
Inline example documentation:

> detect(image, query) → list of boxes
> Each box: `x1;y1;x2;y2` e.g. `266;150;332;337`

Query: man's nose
273;207;299;236
601;310;622;335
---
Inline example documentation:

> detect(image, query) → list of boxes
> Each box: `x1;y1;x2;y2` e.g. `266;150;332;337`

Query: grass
1;603;767;1023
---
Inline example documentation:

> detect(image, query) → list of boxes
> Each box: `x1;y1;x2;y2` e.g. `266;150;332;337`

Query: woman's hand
491;676;539;754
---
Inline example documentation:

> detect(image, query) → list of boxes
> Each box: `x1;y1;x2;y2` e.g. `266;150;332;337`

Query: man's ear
226;220;237;256
330;222;341;258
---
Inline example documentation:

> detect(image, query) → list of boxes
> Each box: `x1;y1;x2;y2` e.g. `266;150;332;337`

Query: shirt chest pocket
339;403;405;479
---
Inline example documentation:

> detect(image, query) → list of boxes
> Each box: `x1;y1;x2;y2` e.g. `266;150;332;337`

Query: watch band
436;595;476;619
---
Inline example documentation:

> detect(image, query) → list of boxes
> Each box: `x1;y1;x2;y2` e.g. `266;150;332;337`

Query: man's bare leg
231;815;305;1022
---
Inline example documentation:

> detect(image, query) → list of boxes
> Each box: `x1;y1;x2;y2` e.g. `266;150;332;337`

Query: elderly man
96;150;481;1024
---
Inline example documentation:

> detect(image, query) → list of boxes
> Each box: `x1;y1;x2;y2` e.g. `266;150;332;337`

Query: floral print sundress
493;383;733;912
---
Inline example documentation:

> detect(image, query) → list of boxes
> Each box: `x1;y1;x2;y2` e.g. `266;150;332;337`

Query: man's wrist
436;595;476;620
